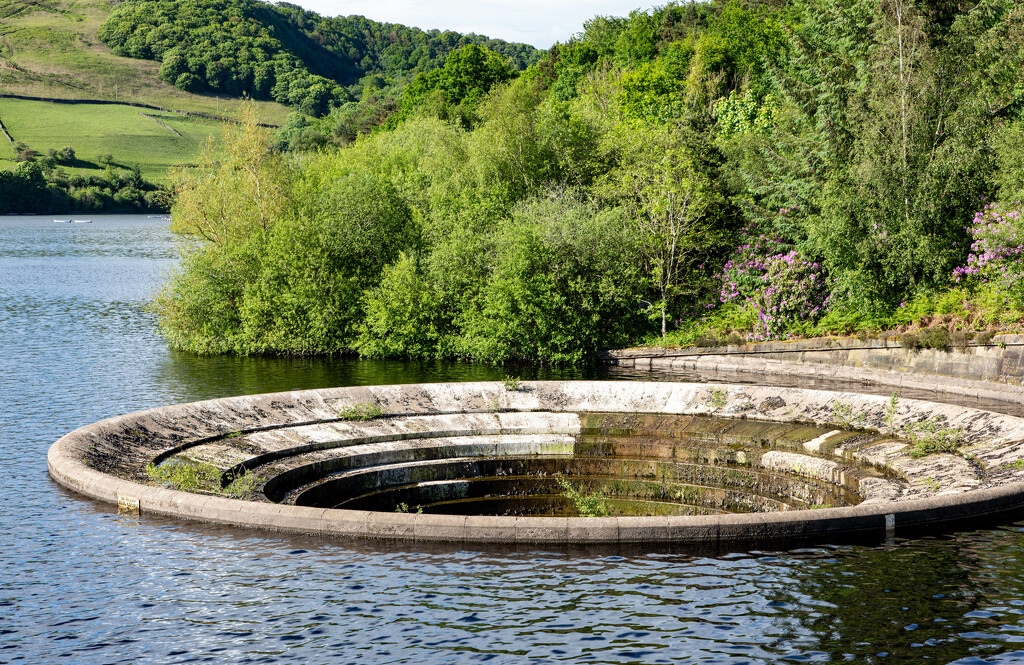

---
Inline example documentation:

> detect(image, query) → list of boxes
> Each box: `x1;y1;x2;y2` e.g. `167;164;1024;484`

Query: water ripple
5;215;1024;663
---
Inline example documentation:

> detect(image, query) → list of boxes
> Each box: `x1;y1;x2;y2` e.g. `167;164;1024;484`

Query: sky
279;1;654;49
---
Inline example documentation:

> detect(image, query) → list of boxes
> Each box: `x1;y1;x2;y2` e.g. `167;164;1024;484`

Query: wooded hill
0;0;538;115
0;0;538;212
158;0;1024;363
97;0;540;115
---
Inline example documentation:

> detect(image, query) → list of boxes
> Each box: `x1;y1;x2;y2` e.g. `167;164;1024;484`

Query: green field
0;98;226;182
0;0;291;124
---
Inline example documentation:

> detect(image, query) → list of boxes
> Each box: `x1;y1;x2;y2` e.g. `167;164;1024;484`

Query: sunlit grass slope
0;98;224;182
0;0;290;123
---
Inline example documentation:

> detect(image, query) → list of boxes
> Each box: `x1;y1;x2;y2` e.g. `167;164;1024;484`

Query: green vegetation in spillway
0;98;224;183
131;407;891;518
146;459;261;499
154;0;1024;364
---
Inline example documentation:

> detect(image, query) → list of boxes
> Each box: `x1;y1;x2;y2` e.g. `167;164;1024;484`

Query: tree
602;126;730;338
170;104;289;245
154;104;290;353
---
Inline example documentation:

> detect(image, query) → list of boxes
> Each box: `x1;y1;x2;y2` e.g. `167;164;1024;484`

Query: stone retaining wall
603;335;1024;404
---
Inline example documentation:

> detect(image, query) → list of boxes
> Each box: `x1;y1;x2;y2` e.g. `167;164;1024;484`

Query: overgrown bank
156;0;1024;363
0;160;169;213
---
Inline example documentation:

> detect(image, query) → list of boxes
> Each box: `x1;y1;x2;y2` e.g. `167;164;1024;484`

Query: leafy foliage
97;0;539;115
555;475;610;517
156;0;1024;361
0;160;167;213
146;459;260;498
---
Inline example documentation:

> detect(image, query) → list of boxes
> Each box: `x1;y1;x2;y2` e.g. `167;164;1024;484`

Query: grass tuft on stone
335;403;384;421
146;459;261;498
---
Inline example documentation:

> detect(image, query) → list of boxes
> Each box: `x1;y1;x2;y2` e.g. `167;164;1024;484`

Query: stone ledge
46;381;1024;547
603;334;1024;388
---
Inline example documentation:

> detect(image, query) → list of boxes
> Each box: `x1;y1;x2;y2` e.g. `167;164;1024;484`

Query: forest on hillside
98;0;540;115
157;0;1024;364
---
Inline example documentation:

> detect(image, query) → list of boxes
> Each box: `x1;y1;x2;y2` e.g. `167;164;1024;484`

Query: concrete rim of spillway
47;381;1024;547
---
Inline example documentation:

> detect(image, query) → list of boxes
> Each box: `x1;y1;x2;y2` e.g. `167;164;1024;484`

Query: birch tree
604;126;727;339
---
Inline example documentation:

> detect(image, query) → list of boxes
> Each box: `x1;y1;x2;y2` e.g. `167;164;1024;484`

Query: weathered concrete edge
606;335;1024;393
625;354;1024;404
47;383;1024;547
48;442;1024;544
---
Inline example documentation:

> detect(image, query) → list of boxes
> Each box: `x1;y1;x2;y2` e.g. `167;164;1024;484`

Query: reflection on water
5;214;1024;663
154;351;600;403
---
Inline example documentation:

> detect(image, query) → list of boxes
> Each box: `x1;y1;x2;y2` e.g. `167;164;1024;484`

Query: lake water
4;214;1024;664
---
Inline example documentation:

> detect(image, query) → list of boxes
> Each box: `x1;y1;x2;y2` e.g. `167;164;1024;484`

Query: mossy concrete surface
47;381;1024;546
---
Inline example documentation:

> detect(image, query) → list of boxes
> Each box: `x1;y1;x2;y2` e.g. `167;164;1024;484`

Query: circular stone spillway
48;381;1024;547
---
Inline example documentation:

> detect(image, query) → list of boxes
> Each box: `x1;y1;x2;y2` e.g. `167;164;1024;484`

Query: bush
722;247;829;341
953;202;1024;306
453;197;645;363
899;327;953;352
918;326;951;352
899;332;920;351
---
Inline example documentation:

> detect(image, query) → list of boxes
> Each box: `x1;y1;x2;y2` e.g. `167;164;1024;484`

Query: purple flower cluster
747;251;830;340
719;223;791;302
952;203;1024;290
719;222;829;341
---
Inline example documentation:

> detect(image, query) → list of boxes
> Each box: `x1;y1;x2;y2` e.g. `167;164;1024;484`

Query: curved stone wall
604;335;1024;407
48;381;1024;546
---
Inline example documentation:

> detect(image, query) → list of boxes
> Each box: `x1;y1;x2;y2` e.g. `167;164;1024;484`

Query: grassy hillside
0;0;292;122
0;0;290;185
0;98;224;182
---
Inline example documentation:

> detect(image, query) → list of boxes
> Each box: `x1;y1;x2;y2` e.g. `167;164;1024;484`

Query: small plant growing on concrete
394;502;423;514
556;474;610;517
708;387;727;408
146;459;262;498
502;375;522;391
223;469;261;498
146;459;221;493
901;417;965;458
336;403;384;421
830;400;865;428
1001;459;1024;470
884;391;900;430
920;476;941;491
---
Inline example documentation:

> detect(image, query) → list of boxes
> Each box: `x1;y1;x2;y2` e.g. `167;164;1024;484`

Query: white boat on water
53;219;70;223
72;219;92;223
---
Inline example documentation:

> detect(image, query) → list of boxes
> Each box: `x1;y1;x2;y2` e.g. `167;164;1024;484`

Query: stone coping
47;381;1024;546
603;333;1024;358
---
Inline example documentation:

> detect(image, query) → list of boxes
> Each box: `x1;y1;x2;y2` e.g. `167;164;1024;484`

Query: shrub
556;475;609;517
146;459;222;492
918;326;951;352
899;332;920;351
903;419;965;458
953;202;1024;306
719;222;829;341
335;402;384;420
